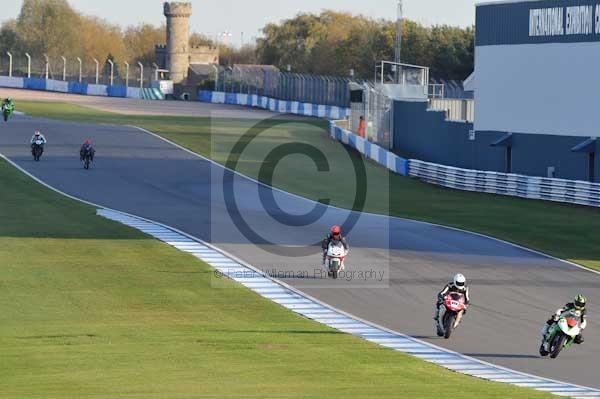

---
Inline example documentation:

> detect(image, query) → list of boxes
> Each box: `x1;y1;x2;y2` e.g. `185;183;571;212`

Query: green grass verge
16;100;600;273
0;160;552;398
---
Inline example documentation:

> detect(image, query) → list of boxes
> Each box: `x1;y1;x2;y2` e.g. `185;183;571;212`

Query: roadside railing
409;160;600;207
330;120;600;209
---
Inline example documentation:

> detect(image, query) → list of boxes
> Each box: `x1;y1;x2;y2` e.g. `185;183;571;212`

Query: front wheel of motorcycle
444;313;456;339
550;333;567;359
539;343;549;357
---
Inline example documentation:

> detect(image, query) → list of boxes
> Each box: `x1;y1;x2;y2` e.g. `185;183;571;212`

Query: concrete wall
392;100;600;182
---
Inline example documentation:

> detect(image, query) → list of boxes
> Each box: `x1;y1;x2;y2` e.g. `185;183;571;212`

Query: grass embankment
17;100;600;272
0;159;552;398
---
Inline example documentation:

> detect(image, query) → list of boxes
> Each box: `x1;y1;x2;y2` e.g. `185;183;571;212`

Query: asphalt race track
1;110;599;389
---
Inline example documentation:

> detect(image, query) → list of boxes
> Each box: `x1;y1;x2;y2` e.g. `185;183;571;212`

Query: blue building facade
393;0;600;182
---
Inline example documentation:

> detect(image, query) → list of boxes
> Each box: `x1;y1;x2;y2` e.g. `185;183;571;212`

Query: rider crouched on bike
30;130;47;153
321;225;348;266
434;273;470;320
541;295;587;345
2;97;14;111
80;139;95;162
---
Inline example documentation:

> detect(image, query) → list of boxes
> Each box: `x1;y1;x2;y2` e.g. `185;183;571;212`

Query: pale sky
0;0;487;47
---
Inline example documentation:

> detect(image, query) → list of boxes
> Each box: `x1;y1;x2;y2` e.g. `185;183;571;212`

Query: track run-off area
1;92;599;392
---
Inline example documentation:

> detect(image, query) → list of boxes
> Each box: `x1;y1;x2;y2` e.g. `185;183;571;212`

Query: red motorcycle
436;292;467;339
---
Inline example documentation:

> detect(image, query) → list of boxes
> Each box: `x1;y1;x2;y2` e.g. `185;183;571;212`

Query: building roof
189;64;218;76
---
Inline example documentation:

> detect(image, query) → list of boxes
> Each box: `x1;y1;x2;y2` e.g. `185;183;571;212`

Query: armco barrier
329;122;408;176
409;159;600;208
0;75;161;100
198;90;350;120
329;121;600;209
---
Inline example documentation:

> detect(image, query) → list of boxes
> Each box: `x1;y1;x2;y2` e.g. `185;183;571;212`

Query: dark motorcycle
31;140;44;162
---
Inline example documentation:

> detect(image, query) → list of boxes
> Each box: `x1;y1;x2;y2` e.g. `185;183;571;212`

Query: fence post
108;59;114;86
6;52;12;77
76;57;82;83
137;62;143;89
43;54;49;80
61;56;66;81
25;53;31;78
124;61;129;87
93;58;99;84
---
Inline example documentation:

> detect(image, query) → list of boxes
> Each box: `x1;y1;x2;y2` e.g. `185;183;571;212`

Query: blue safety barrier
329;122;408;176
197;90;351;120
0;76;159;100
107;85;127;98
23;78;46;91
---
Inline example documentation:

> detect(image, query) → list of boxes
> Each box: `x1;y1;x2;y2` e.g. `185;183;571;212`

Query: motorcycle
325;240;347;279
82;149;93;170
31;140;44;162
540;310;583;359
2;103;14;122
436;292;467;339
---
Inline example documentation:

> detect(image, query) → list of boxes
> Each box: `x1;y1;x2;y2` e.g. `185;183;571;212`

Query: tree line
256;11;474;80
0;0;473;80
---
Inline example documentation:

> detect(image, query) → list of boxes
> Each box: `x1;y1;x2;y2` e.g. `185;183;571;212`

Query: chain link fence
215;66;355;107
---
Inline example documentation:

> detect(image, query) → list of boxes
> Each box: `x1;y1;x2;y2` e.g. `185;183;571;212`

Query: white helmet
452;273;466;289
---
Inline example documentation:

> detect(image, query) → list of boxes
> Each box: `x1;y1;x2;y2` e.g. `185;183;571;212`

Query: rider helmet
84;139;92;146
452;273;466;289
330;225;342;241
574;294;587;311
34;130;41;136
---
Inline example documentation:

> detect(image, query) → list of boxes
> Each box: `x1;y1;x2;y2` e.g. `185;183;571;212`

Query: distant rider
30;130;47;155
80;139;95;162
541;295;587;347
321;225;348;266
2;97;14;111
434;273;470;320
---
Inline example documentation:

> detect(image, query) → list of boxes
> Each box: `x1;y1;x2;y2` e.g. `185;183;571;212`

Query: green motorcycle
540;310;583;359
2;102;14;122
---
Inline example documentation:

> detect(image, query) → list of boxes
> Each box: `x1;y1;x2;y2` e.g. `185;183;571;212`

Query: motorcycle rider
541;294;587;347
30;130;47;155
321;225;348;266
434;273;470;321
2;97;14;111
80;139;95;162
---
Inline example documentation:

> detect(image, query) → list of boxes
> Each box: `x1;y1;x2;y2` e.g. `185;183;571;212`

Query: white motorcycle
325;241;347;279
540;309;585;359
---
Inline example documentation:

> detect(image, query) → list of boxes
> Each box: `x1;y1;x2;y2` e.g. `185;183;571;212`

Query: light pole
25;53;31;78
93;58;99;84
6;52;12;77
124;61;129;87
43;54;49;80
107;59;114;86
395;0;403;83
137;62;143;89
61;56;66;81
76;57;82;83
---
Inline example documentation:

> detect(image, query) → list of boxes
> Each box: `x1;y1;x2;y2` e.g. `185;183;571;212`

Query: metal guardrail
409;159;600;207
330;119;600;209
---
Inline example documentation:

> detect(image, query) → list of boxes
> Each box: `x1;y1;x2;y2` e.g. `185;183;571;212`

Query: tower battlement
164;2;192;17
